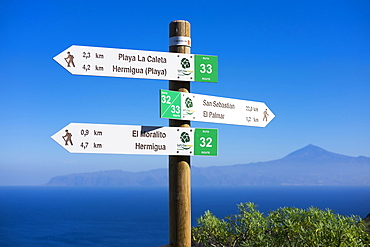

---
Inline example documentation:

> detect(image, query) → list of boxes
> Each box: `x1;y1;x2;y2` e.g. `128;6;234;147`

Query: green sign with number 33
194;55;218;83
160;90;182;119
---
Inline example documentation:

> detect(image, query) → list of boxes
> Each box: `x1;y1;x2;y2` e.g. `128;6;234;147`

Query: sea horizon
1;186;369;246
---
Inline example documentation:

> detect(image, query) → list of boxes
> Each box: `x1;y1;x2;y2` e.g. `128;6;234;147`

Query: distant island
46;144;370;187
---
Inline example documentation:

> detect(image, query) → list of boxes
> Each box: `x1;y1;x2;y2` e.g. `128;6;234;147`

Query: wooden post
168;20;191;247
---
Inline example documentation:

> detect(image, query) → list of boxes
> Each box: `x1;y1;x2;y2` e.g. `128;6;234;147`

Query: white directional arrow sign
160;90;275;127
51;123;218;156
53;45;218;83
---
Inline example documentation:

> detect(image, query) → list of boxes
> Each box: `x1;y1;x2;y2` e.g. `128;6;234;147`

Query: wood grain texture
168;20;191;247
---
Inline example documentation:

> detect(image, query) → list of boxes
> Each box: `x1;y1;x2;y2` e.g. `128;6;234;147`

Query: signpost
51;123;217;156
52;20;275;247
160;89;275;127
53;45;218;83
168;20;192;247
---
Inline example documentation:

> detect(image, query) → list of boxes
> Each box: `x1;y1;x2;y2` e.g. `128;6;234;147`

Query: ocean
0;186;369;247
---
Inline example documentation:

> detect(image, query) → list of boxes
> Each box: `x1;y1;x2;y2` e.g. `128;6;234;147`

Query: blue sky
1;0;369;185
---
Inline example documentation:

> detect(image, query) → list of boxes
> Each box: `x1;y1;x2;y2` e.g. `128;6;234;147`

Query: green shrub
192;202;370;247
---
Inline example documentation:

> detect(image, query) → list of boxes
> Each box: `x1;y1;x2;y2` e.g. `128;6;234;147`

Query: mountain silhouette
46;145;370;187
282;144;353;162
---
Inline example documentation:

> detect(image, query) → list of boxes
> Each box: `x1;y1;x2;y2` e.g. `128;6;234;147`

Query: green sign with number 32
160;90;182;119
194;128;218;156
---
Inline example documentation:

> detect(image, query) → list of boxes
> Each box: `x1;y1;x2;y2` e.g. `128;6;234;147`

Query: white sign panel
53;45;218;82
51;123;218;156
160;90;275;127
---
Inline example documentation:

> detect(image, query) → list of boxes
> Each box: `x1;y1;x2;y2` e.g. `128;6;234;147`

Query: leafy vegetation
364;214;370;235
192;202;370;247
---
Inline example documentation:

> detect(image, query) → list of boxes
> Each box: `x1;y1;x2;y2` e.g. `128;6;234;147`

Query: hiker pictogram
64;52;75;67
62;130;73;146
263;109;269;121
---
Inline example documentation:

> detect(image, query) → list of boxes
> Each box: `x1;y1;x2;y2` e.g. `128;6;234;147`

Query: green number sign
194;128;218;156
160;90;181;119
194;55;218;83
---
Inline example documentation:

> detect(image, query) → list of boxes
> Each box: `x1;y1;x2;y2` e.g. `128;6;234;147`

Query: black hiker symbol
62;130;73;146
64;52;75;67
263;109;269;121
